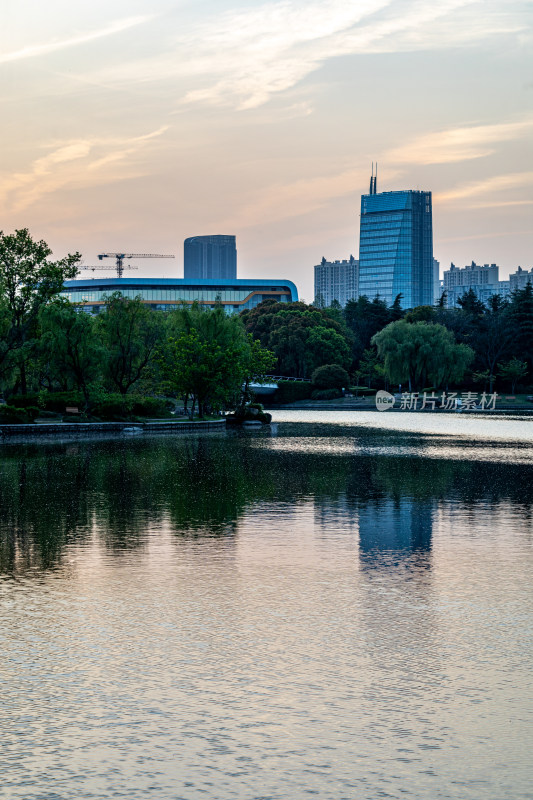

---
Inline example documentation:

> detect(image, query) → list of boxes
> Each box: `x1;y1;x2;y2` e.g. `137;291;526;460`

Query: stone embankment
0;419;226;438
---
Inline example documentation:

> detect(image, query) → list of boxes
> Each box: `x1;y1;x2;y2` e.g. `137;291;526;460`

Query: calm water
1;412;532;800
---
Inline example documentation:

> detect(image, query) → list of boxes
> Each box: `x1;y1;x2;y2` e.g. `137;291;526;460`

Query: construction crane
79;252;175;280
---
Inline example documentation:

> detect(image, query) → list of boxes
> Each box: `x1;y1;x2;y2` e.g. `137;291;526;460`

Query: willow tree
39;299;103;411
97;292;165;396
372;320;474;390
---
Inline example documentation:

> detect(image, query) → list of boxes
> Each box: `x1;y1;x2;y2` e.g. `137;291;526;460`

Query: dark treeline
243;287;533;393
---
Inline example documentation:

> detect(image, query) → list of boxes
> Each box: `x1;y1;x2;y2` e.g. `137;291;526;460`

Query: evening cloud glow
1;0;531;296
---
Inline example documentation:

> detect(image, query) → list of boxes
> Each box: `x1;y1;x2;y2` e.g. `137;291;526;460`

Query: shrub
92;394;132;420
130;396;170;417
8;394;40;409
13;392;84;412
0;404;39;423
271;381;313;404
92;394;170;420
311;388;342;400
311;364;350;390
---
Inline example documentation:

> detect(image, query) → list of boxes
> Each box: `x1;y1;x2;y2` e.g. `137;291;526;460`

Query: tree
242;301;352;378
358;348;383;388
240;335;277;409
474;301;513;392
0;228;80;393
497;358;528;393
344;295;391;355
404;305;435;324
39;300;102;410
457;288;486;317
311;363;350;390
372;320;474;390
98;292;164;395
508;284;533;371
389;294;404;321
160;304;250;418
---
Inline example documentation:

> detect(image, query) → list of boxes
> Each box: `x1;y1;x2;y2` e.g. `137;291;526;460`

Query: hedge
0;404;40;423
271;381;313;404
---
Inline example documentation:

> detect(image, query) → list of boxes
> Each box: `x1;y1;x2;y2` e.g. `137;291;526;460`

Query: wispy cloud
0;127;169;213
216;165;402;229
80;0;528;109
387;118;533;164
436;171;533;204
0;16;153;65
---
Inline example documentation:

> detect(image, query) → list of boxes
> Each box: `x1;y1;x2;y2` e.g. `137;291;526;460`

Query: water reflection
1;421;532;800
1;423;532;575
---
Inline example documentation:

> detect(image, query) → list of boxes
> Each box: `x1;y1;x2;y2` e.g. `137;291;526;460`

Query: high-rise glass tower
184;235;237;280
358;173;433;308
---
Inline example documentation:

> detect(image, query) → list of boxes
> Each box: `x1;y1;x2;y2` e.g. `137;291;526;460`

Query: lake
1;411;532;799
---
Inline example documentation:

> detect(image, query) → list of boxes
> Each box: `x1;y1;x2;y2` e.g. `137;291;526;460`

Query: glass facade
61;278;298;314
184;235;237;280
358;191;433;308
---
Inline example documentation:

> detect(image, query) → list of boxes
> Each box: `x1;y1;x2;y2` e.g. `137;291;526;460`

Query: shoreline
0;418;226;440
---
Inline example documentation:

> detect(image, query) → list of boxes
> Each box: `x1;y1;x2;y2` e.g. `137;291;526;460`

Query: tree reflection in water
0;426;532;574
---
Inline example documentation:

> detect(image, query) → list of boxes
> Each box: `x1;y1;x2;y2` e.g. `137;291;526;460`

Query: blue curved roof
64;276;299;300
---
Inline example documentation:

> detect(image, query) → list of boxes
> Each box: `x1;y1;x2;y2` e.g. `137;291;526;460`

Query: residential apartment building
314;255;359;307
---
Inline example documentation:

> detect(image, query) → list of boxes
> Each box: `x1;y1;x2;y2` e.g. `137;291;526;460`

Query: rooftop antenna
369;162;374;195
374;162;378;194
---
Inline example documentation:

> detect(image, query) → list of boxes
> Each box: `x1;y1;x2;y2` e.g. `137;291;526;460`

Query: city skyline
1;0;532;301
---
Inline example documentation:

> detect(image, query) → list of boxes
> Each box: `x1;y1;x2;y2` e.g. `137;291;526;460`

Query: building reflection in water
357;498;434;556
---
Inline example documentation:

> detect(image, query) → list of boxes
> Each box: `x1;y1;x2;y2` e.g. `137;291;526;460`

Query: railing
263;375;311;382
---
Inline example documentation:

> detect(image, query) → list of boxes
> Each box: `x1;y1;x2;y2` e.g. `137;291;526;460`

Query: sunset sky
1;0;532;300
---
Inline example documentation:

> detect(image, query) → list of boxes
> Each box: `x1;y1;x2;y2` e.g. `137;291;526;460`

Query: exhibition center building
62;277;299;313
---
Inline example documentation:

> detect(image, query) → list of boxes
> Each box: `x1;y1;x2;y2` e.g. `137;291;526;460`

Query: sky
1;0;532;300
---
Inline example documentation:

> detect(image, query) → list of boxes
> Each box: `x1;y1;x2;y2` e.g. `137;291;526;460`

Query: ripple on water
0;418;532;799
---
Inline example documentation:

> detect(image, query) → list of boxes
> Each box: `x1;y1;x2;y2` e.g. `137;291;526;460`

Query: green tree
389;294;404;321
344;295;393;362
242;301;351;378
475;300;513;392
311;363;350;390
39;300;102;410
457;288;486;316
98;292;164;395
372;320;474;390
160;304;249;418
240;335;277;408
508;283;533;371
497;358;528;393
0;228;80;393
404;305;435;324
359;348;383;388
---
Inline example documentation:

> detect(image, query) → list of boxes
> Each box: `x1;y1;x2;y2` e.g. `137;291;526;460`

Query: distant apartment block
314;255;359;307
443;261;509;307
184;235;237;280
510;266;533;291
